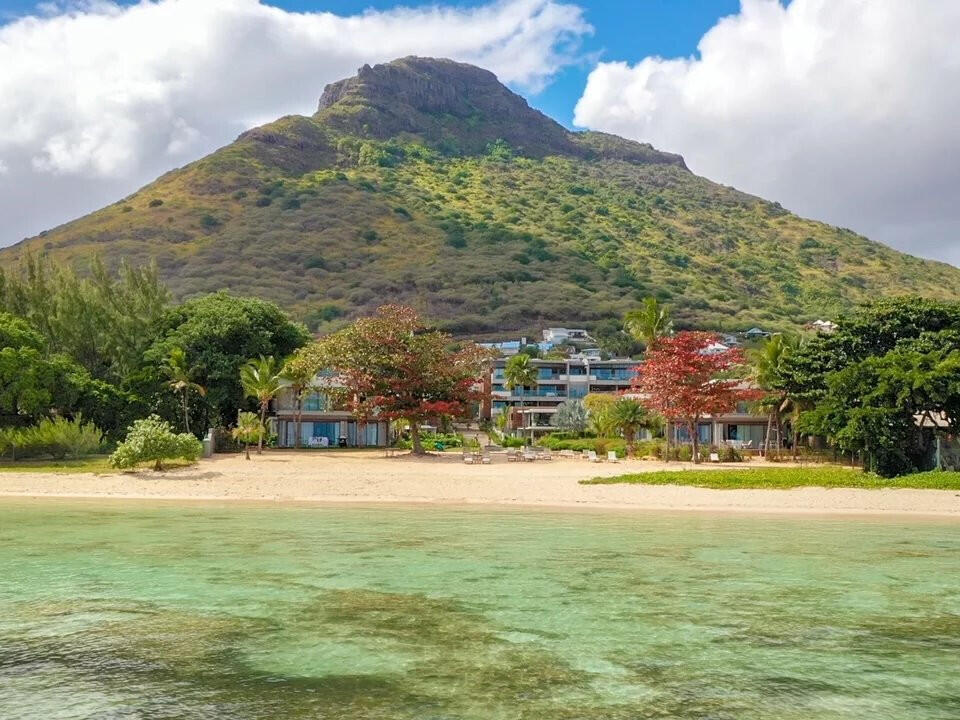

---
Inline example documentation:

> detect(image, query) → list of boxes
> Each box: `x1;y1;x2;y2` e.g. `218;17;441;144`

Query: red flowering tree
314;305;493;454
633;331;754;463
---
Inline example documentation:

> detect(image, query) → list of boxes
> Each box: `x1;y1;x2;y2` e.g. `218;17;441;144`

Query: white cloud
0;0;589;245
574;0;960;266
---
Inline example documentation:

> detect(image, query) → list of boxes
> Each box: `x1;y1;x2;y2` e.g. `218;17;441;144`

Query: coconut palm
161;346;205;434
281;354;319;449
624;297;673;349
239;355;285;454
753;334;799;457
610;398;650;456
503;353;538;432
232;411;261;460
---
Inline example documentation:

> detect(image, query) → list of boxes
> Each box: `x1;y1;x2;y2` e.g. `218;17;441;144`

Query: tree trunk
764;410;773;458
294;393;302;450
245;443;250;460
182;389;191;434
690;420;700;464
626;429;636;457
258;402;267;454
154;459;163;472
411;421;424;455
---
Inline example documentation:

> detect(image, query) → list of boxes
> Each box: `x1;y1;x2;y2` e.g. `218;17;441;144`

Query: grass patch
0;456;196;474
581;468;960;490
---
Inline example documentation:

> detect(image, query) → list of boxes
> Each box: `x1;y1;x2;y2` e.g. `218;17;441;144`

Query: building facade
482;356;638;436
271;387;389;448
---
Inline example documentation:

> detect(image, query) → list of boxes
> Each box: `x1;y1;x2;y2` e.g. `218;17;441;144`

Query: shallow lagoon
1;501;958;719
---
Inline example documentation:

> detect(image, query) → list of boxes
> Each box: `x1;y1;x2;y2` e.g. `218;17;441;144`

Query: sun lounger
462;451;474;464
709;452;720;463
607;451;619;463
560;449;575;459
539;449;553;461
507;450;521;462
581;450;590;460
480;452;491;464
588;450;601;463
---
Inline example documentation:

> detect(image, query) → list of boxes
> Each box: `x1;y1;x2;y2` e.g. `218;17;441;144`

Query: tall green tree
144;292;310;427
0;255;169;381
553;399;588;434
503;353;538;431
161;347;206;435
281;349;323;449
752;334;799;457
240;355;285;455
624;297;673;349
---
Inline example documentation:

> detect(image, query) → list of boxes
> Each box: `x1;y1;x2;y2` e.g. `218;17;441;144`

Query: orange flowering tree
315;305;493;454
633;331;754;463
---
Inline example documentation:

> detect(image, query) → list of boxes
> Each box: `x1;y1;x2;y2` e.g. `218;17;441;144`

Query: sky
2;0;959;266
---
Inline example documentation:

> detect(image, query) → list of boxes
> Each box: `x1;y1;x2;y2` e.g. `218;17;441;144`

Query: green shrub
719;445;744;462
148;199;164;208
395;432;464;450
536;435;626;457
502;436;525;448
0;417;102;460
110;415;202;471
677;445;693;462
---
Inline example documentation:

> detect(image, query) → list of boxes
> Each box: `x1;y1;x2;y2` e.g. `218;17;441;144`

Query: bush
395;432;464;450
502;436;526;448
719;445;744;462
110;415;202;471
0;416;103;460
536;434;626;457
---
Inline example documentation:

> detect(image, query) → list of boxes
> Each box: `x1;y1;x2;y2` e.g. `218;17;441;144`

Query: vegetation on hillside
4;58;959;336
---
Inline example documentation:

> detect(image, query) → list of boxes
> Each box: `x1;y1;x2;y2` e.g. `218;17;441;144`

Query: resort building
481;356;638;436
541;327;594;345
664;401;770;450
270;383;389;448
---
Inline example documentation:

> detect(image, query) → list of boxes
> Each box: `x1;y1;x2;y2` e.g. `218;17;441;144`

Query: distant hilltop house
804;319;839;334
542;327;594;346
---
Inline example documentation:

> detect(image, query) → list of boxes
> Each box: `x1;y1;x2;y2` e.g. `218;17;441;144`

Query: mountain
4;56;959;335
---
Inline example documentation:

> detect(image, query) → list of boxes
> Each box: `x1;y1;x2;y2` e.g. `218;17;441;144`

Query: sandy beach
1;449;959;517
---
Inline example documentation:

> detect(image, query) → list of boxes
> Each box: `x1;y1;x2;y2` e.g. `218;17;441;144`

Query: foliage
0;255;169;382
751;333;799;455
781;297;960;476
536;435;627;457
624;297;672;348
309;305;492;453
280;348;323;449
552;399;588;434
144;292;310;427
583;393;618;437
634;331;756;463
394;432;464;450
581;467;960;490
109;415;202;471
0;311;45;351
0;416;103;460
609;398;654;455
161;346;206;434
232;411;262;460
239;355;285;454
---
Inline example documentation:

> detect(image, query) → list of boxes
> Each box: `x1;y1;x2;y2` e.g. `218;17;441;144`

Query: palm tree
161;347;205;434
281;356;318;450
239;355;285;454
232;411;261;460
624;297;673;349
503;354;538;435
610;398;650;457
753;334;798;457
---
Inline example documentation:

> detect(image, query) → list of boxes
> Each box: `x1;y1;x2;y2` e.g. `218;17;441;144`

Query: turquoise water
1;501;958;719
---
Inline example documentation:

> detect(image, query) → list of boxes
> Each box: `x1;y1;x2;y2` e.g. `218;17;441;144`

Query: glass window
304;392;326;411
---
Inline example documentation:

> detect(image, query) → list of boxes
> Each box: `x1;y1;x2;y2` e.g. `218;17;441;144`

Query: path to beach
2;450;960;517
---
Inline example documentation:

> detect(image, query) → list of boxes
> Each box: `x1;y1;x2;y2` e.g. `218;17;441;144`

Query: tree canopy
312;305;492;453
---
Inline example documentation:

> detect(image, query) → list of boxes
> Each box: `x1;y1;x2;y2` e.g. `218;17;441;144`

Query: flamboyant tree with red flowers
312;305;493;454
633;331;754;463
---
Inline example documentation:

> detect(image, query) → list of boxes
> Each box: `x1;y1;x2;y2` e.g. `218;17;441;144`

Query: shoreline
2;450;959;519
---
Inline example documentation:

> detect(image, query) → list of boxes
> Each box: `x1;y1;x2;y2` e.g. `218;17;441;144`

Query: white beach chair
588;450;601;463
480;452;492;464
540;449;553;461
581;449;591;460
522;449;537;462
462;451;474;464
607;451;619;463
709;452;720;463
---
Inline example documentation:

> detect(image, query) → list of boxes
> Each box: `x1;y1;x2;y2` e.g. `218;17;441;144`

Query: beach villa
271;383;389;448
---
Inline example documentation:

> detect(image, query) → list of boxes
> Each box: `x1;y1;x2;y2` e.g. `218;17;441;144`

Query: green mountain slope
5;56;958;334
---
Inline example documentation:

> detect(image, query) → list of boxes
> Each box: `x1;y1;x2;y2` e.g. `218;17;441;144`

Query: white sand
1;449;959;517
